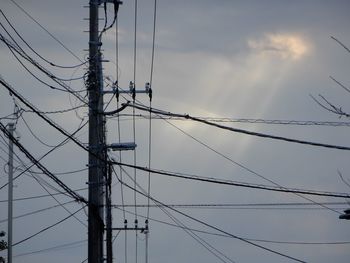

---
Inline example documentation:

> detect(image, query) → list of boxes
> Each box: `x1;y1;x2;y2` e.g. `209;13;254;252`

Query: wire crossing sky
0;1;350;263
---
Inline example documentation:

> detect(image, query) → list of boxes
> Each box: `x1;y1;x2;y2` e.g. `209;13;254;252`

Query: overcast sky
1;0;350;263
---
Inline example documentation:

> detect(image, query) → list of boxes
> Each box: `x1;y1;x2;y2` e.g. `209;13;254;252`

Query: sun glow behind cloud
248;33;309;60
158;33;312;154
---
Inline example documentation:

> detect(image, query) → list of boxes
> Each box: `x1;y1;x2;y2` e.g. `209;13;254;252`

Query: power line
0;76;88;157
19;167;89;177
108;111;348;213
20;114;61;148
23;105;87;115
0;65;326;263
147;0;157;222
0;187;87;203
113;206;350;246
12;205;86;247
111;161;350;199
0;200;76;224
110;100;347;213
111;158;238;263
0;119;87;193
113;166;308;263
127;103;350;151
149;0;157;88
0;75;339;261
0;121;86;203
153;109;344;214
111;201;348;209
158;199;237;263
0;33;89;104
190;117;350;127
0;32;72;92
3;75;337;217
14;239;87;258
7;65;337;213
8;0;83;62
0;9;87;69
331;36;350;54
133;2;139;263
26;166;88;228
109;114;350;127
113;7;128;258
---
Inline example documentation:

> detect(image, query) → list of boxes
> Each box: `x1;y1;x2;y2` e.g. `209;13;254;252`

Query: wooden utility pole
106;164;113;263
7;123;14;263
88;0;105;262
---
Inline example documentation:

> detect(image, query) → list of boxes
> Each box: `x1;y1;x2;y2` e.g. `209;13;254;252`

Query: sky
0;0;350;262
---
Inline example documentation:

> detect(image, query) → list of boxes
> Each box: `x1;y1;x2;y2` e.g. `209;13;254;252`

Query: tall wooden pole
88;0;105;262
7;123;14;263
106;164;113;263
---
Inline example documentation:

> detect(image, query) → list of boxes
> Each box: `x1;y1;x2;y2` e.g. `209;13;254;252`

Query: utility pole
106;164;113;263
86;1;147;262
88;0;105;262
7;123;14;263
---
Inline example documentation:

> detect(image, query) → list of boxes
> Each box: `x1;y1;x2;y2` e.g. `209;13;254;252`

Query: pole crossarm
110;227;148;232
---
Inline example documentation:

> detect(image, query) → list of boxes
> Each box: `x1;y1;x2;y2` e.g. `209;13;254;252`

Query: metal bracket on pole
99;0;123;4
109;219;148;233
110;227;148;232
106;142;137;151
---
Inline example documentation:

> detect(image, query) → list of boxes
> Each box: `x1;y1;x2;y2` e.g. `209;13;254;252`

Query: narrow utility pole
88;0;105;262
7;123;14;263
106;164;113;263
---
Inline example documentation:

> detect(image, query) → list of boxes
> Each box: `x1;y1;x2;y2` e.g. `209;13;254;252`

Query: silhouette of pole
7;123;14;263
88;0;105;262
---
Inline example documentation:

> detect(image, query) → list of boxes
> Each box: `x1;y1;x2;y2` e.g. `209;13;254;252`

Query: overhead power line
0;119;87;193
2;75;345;224
8;0;83;62
15;167;89;177
134;101;343;214
12;205;86;247
14;239;87;258
113;166;308;263
0;200;76;224
111;114;350;127
0;188;87;203
2;76;346;202
0;9;87;68
0;76;88;154
0;33;89;104
23;105;87;115
111;201;348;209
0;121;86;203
331;36;350;54
113;206;350;245
112;161;350;199
126;103;350;151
